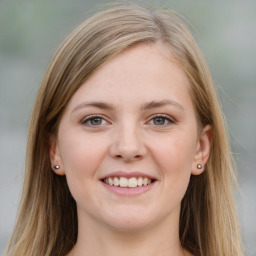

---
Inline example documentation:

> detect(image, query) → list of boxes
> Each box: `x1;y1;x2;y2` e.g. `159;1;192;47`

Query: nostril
109;140;146;161
114;153;142;160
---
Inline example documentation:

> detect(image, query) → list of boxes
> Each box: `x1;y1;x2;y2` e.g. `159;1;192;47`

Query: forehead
66;43;193;111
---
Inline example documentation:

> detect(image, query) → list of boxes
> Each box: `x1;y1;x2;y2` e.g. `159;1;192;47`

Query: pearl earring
197;164;204;170
54;165;60;170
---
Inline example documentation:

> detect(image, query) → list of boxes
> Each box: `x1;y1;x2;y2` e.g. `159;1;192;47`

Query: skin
50;43;211;256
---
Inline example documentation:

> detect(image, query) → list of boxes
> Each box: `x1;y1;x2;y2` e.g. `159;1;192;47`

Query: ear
191;125;212;175
49;135;65;176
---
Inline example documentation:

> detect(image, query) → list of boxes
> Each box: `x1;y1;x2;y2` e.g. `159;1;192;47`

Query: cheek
58;131;106;188
143;132;196;219
57;132;110;210
153;133;196;172
150;132;197;194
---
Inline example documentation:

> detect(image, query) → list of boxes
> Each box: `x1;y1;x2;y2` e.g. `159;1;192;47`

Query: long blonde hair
5;3;243;256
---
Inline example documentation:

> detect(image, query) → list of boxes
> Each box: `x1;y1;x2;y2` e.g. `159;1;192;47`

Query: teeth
105;177;153;188
113;177;120;186
128;177;137;188
120;177;128;187
137;177;143;186
108;177;113;186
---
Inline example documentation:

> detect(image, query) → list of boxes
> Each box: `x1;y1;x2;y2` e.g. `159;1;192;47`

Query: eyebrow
72;102;114;113
72;99;184;113
141;100;184;111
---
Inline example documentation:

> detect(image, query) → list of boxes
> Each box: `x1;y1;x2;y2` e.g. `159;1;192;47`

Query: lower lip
101;181;156;196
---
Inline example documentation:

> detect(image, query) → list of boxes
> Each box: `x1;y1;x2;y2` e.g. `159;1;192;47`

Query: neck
68;210;188;256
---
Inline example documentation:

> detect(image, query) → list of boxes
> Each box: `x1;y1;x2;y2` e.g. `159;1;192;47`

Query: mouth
101;176;156;188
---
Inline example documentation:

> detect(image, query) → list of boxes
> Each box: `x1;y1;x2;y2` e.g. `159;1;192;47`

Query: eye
148;115;174;126
81;115;108;127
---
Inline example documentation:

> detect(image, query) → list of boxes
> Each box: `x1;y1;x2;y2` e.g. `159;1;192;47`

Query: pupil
91;118;102;125
154;117;165;125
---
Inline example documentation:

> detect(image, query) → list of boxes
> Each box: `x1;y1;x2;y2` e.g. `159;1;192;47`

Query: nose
109;124;146;162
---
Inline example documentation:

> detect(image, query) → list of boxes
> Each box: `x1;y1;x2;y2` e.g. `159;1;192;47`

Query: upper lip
100;171;157;180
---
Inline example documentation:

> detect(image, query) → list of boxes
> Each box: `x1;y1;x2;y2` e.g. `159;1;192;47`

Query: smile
103;176;153;188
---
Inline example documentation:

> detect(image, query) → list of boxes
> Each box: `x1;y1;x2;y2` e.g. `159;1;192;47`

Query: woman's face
51;43;211;231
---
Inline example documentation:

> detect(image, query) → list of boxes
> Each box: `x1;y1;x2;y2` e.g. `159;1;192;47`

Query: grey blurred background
0;0;255;255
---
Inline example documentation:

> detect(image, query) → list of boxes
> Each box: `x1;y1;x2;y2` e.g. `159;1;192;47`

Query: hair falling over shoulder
5;2;243;256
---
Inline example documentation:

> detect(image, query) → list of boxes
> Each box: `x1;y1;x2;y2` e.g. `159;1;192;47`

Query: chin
102;206;158;232
107;219;152;232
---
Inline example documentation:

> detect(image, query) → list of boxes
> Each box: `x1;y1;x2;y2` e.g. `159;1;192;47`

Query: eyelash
147;114;175;126
81;115;108;127
81;114;175;127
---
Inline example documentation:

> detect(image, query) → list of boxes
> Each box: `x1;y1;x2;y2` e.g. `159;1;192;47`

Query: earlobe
49;135;65;176
191;124;212;175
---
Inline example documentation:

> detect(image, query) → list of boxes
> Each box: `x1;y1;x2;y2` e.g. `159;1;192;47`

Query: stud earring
54;165;60;170
197;164;204;170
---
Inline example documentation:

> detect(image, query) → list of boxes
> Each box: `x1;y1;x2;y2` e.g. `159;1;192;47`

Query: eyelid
80;113;175;127
147;114;175;125
81;114;110;126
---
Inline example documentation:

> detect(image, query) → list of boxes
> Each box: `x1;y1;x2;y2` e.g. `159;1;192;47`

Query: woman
5;3;243;256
